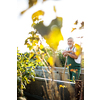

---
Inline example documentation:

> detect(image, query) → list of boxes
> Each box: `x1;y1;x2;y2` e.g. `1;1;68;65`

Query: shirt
65;46;81;64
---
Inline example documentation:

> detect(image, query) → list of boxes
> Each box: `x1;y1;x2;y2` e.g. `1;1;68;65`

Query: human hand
70;50;74;54
63;52;69;57
62;50;66;55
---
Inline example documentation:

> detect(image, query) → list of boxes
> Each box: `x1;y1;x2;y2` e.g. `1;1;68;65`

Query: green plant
18;2;84;99
56;50;66;67
17;48;36;97
81;58;84;68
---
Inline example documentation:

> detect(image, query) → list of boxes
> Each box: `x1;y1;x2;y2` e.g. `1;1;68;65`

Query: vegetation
17;48;36;97
17;0;84;99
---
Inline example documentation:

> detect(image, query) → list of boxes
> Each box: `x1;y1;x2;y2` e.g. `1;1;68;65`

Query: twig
20;71;23;96
63;56;67;81
42;85;48;99
40;39;51;71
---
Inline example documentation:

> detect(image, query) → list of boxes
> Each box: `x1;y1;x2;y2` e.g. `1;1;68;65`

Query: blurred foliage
71;20;84;32
33;17;62;36
53;6;56;13
79;21;84;29
24;8;63;51
43;25;63;50
32;10;44;22
71;28;76;32
74;43;82;56
32;16;63;50
23;7;64;70
20;0;38;14
17;47;38;96
81;58;84;68
18;0;84;99
74;20;78;25
24;31;40;51
47;56;54;67
56;50;66;67
20;0;58;15
19;47;83;68
41;46;53;60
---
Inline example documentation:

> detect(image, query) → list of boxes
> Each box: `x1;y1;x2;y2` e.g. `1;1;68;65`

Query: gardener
62;37;81;81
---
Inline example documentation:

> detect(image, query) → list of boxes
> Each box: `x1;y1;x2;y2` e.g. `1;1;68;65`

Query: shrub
17;48;36;97
56;50;66;67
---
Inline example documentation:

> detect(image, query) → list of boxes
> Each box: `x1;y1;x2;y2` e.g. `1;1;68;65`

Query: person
62;37;81;81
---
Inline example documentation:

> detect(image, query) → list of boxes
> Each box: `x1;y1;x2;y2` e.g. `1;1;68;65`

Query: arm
62;50;70;57
63;52;78;59
62;50;73;55
67;53;78;59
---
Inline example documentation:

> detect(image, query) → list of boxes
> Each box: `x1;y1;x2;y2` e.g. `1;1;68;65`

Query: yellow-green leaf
20;9;27;15
36;55;41;62
27;44;33;51
79;21;84;29
32;10;44;22
47;56;54;66
32;40;38;46
74;20;78;25
71;28;76;32
40;44;44;49
29;52;34;59
33;17;62;37
44;26;63;50
17;53;20;56
17;47;20;52
59;85;67;88
33;17;63;50
74;44;82;56
53;6;56;12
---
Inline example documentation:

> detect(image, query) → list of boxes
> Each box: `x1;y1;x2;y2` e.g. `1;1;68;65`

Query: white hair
67;37;74;42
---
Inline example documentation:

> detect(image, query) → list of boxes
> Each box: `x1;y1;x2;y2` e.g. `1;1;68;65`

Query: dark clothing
67;47;81;81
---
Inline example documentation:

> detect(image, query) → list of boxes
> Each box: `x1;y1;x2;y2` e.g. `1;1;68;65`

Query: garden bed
23;66;84;100
24;77;75;100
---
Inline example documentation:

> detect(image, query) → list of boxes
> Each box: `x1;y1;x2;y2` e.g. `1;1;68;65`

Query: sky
17;0;84;53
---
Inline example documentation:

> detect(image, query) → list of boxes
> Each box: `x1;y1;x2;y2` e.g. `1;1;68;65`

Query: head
67;37;74;48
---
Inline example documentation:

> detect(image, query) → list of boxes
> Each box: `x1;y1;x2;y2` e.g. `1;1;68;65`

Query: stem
63;56;67;81
42;85;48;99
20;71;23;96
43;47;51;71
63;88;64;100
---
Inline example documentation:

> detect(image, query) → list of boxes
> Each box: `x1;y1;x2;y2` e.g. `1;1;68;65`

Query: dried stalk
20;71;23;97
62;56;67;81
40;39;51;71
40;56;51;74
37;40;62;100
42;85;48;99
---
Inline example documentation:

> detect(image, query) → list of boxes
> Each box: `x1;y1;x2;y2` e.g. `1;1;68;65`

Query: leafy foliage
74;43;82;56
33;17;63;36
74;20;78;25
79;21;84;29
53;6;56;13
18;1;84;99
44;26;63;50
24;31;40;51
32;10;44;22
17;48;37;96
20;0;38;15
47;56;54;67
71;20;84;32
56;50;66;67
81;58;84;68
20;0;58;15
71;28;76;32
33;17;63;50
